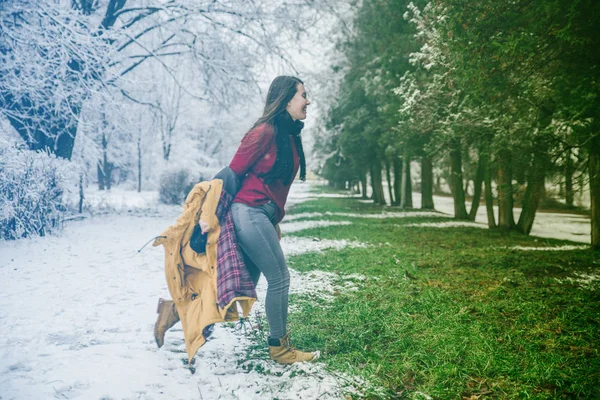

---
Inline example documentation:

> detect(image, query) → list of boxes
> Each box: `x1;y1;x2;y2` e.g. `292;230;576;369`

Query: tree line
318;0;600;248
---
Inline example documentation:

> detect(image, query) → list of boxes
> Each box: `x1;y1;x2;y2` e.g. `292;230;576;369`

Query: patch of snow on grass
289;269;338;298
404;221;486;229
279;220;352;233
316;193;362;198
287;271;368;306
284;210;445;221
285;181;319;207
342;273;367;281
509;245;589;251
281;236;367;257
284;212;326;221
326;211;445;219
555;272;600;290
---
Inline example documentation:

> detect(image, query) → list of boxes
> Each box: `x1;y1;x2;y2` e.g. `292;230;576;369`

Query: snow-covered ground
64;186;161;213
0;182;368;400
1;180;592;399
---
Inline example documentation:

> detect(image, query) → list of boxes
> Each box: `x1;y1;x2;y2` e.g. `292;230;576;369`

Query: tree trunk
400;151;413;208
517;153;546;235
78;174;84;214
515;102;554;233
405;159;413;207
371;163;386;205
421;156;434;209
97;162;105;190
97;131;110;190
590;134;600;249
435;175;442;194
565;149;574;207
104;151;112;191
385;160;395;205
360;172;368;199
497;149;514;229
577;149;586;200
163;141;171;161
468;153;485;221
484;152;496;228
450;139;468;219
393;155;402;206
369;167;377;202
137;136;142;193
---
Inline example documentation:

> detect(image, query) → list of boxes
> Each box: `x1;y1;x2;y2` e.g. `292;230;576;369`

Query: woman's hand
275;224;281;241
199;219;210;234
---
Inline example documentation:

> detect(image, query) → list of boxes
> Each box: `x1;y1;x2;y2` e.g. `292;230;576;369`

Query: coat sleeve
198;182;222;233
229;123;274;177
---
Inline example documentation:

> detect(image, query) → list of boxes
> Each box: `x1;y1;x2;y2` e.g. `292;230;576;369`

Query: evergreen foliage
323;0;600;247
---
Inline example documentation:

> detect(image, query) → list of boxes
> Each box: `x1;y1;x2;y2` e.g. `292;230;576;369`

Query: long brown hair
253;76;306;185
252;76;303;128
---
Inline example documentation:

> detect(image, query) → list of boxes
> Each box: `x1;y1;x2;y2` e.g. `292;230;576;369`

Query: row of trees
318;0;600;248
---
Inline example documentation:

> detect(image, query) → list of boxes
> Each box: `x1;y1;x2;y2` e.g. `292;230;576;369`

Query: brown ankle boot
154;298;180;348
268;332;320;364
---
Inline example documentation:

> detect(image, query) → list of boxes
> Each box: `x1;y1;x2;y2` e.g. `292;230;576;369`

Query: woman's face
286;83;310;121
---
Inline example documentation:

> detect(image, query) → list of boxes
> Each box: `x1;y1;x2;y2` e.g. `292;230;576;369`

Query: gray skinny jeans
231;201;289;340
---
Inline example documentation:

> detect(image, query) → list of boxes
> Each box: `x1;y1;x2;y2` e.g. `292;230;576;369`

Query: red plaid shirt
216;188;256;308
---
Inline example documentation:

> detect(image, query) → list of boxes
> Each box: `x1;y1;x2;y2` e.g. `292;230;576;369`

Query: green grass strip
281;194;600;399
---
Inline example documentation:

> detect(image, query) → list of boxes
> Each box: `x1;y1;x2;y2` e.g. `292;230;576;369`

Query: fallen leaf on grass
462;391;492;400
405;270;417;280
402;369;415;390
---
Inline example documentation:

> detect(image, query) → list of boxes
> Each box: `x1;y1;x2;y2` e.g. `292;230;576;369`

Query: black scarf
260;112;306;185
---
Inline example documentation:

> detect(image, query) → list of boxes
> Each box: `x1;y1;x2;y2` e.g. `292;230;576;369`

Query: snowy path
423;193;591;244
0;183;364;400
355;185;591;244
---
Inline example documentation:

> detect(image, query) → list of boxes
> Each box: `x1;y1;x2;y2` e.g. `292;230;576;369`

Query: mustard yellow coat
153;179;256;361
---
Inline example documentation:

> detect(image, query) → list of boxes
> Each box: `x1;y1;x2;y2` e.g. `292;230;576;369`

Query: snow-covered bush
0;140;72;240
158;168;200;205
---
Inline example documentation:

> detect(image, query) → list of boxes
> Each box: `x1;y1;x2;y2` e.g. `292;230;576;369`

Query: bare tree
1;0;340;160
152;81;182;162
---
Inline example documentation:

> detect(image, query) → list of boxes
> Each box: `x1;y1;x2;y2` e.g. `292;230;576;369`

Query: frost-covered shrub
0;142;71;240
159;168;200;205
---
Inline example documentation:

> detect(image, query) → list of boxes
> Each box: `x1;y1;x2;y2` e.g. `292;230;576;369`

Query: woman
228;75;319;364
153;76;318;364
